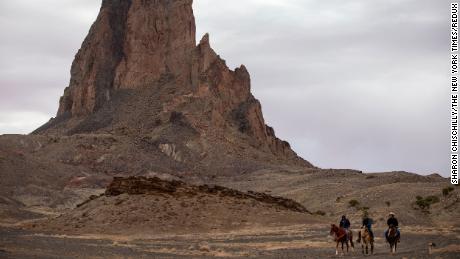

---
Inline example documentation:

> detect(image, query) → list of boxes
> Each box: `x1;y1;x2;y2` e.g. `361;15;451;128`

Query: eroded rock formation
35;0;313;170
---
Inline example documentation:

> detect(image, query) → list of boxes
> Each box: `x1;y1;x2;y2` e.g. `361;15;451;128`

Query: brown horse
330;224;351;255
358;226;374;255
387;225;399;254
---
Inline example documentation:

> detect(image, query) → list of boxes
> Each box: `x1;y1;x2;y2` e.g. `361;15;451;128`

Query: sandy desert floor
1;224;459;258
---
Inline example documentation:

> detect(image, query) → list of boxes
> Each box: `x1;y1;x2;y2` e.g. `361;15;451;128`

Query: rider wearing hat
385;212;400;241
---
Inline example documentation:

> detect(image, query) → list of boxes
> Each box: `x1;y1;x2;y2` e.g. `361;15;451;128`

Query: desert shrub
415;199;430;210
442;187;455;196
385;201;391;207
349;199;360;208
425;195;440;203
361;206;370;211
415;195;440;210
366;175;376;179
315;210;326;216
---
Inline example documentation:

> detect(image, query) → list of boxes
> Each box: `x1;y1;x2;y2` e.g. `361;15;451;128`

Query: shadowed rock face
104;177;310;213
58;0;196;116
35;0;312;168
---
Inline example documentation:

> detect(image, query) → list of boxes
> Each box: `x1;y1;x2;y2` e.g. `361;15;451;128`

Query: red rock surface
36;0;313;168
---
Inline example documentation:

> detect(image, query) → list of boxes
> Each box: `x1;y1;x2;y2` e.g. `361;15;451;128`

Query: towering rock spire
58;0;196;116
37;0;313;169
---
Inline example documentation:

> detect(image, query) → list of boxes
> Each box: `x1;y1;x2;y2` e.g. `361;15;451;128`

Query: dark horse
386;225;399;254
330;224;353;255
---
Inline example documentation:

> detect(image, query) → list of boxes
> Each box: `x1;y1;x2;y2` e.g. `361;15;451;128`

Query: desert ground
1;224;459;258
1;174;459;258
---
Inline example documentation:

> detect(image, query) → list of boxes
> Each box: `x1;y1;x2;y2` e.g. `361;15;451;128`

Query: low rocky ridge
104;177;309;213
30;177;314;235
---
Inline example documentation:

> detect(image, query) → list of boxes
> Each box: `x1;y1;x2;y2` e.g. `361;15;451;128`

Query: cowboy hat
389;212;395;216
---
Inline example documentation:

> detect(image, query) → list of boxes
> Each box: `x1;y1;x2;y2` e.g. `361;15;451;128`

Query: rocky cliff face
58;0;196;116
35;0;313;169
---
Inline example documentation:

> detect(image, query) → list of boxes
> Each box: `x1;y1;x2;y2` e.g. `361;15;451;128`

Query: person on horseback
339;215;351;240
339;215;351;229
358;213;374;242
385;212;400;242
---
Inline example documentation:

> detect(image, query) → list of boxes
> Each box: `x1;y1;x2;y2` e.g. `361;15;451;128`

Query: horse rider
358;213;374;242
385;212;400;242
339;215;351;240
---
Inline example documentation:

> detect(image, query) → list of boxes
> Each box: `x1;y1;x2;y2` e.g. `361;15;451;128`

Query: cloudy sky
0;0;449;176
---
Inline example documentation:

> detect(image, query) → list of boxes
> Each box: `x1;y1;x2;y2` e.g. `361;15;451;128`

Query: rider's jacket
362;217;373;227
387;217;399;227
339;218;350;229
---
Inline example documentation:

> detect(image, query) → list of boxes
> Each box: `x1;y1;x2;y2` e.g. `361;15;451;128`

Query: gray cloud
0;0;449;176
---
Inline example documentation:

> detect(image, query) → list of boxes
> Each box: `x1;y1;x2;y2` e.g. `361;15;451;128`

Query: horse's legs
366;244;368;255
350;232;354;249
371;242;374;255
336;242;339;255
361;242;365;254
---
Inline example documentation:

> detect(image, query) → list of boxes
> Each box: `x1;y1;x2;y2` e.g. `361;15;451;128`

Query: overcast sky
0;0;449;176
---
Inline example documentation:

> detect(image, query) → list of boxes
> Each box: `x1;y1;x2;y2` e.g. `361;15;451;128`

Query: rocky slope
211;169;460;227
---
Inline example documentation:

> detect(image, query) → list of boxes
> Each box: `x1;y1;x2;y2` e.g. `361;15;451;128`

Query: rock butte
34;0;313;170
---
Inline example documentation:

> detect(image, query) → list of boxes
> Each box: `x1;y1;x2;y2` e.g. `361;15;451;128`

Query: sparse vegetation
314;210;326;216
415;195;440;210
426;195;440;203
385;201;391;207
442;187;455;196
365;175;376;179
349;199;360;208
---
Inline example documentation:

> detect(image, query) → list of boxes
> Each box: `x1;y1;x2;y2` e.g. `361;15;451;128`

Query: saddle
386;225;400;242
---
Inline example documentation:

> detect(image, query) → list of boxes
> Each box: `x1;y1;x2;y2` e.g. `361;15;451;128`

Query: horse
345;228;354;251
330;224;351;255
358;226;374;255
386;225;399;254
